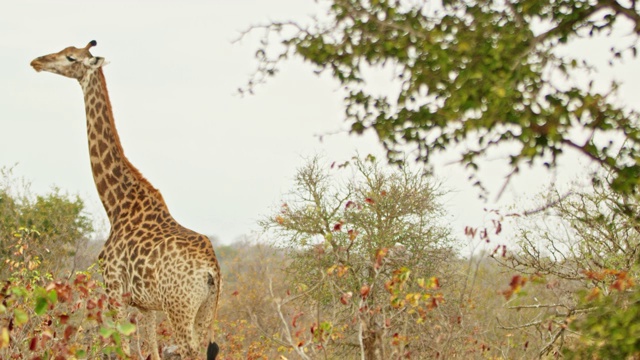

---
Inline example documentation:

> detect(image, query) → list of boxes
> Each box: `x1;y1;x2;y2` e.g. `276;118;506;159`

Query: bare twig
506;303;568;310
505;190;573;217
496;317;544;330
539;328;565;357
268;276;312;360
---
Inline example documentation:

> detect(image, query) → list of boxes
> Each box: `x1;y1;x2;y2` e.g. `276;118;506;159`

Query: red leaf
59;314;69;324
345;200;356;209
29;336;37;351
333;223;342;232
231;290;239;296
73;274;87;285
64;325;75;341
340;292;352;305
360;285;370;299
502;275;527;300
86;299;96;310
365;198;375;205
292;312;304;328
429;297;440;309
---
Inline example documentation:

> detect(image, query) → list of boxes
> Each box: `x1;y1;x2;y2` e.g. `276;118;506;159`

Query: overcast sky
1;1;639;247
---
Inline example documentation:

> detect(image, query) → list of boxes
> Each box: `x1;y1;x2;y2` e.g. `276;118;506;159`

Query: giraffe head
30;40;105;80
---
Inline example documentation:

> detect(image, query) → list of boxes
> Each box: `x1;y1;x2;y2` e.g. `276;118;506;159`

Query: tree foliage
260;156;455;358
565;285;640;359
244;0;640;194
0;167;93;276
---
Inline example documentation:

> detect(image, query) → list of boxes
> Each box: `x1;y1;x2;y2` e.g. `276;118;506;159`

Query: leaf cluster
0;232;135;359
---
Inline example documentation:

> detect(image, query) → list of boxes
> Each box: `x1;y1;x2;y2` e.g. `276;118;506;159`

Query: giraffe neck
80;68;168;226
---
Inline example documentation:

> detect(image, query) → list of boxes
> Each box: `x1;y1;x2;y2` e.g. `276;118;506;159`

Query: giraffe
30;41;221;360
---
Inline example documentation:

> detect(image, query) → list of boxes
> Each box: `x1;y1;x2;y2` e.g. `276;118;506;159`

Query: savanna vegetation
3;0;640;358
3;156;640;359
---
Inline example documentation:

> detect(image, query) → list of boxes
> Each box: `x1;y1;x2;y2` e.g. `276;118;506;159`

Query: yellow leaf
326;265;337;275
0;327;8;348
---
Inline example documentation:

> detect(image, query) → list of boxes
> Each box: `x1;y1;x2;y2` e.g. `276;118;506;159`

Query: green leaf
47;289;58;304
14;308;28;326
116;322;136;336
99;327;115;338
34;296;48;315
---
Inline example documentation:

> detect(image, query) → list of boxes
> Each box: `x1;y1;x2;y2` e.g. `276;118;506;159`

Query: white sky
1;1;638;247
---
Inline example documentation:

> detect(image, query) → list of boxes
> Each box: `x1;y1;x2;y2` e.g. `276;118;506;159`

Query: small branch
494;166;519;202
281;279;323;306
505;190;573;217
539;328;565;357
496;318;544;330
561;139;613;171
358;314;366;360
231;21;307;44
269;276;312;360
506;303;568;310
247;310;292;348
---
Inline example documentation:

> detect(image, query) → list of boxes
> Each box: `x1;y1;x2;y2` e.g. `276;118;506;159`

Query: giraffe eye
66;56;76;62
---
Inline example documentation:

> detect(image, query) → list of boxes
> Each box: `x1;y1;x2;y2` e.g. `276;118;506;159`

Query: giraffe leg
164;306;200;359
162;274;211;360
139;310;161;360
194;293;217;347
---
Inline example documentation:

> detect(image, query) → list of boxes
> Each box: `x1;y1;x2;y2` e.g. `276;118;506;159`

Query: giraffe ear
83;56;105;69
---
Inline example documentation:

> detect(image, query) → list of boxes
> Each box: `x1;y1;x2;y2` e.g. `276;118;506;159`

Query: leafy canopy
244;0;640;194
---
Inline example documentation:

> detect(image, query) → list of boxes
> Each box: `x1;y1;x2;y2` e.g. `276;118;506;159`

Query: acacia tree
243;0;640;194
261;156;454;359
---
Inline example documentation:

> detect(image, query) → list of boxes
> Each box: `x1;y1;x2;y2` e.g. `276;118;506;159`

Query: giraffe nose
30;58;44;72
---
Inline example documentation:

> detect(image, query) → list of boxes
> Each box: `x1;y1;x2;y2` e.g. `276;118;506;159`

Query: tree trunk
362;320;384;360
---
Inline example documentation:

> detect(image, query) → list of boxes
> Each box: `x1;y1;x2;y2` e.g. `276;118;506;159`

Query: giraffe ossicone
31;41;221;360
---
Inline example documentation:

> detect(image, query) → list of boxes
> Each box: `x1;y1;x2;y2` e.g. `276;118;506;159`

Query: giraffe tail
207;342;220;360
207;269;221;360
